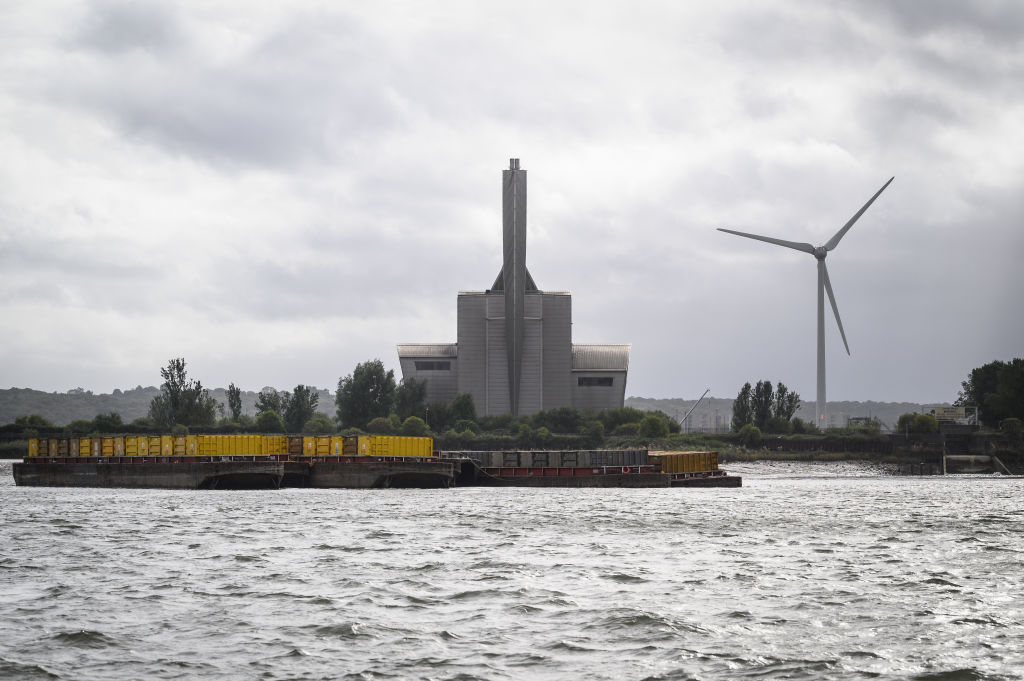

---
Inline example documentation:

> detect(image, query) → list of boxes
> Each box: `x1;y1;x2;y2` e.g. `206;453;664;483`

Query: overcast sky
2;1;1021;404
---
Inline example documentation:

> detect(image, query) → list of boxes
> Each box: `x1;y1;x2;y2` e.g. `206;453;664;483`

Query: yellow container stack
352;435;433;458
24;433;437;460
649;451;719;474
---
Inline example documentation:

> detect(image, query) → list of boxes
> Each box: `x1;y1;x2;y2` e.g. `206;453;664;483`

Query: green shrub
737;423;762;448
613;422;640;436
303;415;335;434
638;414;669;438
366;417;392;434
401;416;429;436
255;410;285;433
454;419;481;434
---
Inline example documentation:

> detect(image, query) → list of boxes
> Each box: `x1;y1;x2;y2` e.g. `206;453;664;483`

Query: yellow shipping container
353;435;433;458
329;436;344;456
650;451;720;474
101;437;125;457
28;438;39;457
315;437;330;456
78;437;94;457
198;435;217;456
264;435;288;455
172;435;197;456
301;436;316;457
69;438;80;457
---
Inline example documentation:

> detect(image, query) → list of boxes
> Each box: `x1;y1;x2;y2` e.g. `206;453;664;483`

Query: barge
15;436;740;490
447;449;741;488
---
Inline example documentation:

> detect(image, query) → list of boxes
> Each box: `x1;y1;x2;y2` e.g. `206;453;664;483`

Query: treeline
330;359;684;446
4;358;685;451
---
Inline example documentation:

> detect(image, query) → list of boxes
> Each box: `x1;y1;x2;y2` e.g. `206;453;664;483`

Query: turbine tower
718;177;894;430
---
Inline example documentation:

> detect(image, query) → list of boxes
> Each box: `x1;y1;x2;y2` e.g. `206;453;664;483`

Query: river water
1;460;1022;681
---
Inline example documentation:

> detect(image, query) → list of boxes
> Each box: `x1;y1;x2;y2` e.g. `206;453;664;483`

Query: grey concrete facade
398;159;629;416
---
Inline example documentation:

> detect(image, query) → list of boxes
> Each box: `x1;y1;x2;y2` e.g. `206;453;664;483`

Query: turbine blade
825;177;894;251
823;262;850;355
717;228;816;255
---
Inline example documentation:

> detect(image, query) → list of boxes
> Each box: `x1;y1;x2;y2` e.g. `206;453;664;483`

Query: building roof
572;344;631;372
396;343;457;358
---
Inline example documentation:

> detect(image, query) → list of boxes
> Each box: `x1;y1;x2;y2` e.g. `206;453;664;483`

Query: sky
1;1;1022;404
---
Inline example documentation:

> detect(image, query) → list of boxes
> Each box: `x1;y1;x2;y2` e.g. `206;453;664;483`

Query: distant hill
626;396;952;432
0;386;336;426
1;386;948;431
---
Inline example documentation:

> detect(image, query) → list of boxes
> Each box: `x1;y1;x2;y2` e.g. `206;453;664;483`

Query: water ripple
1;461;1022;680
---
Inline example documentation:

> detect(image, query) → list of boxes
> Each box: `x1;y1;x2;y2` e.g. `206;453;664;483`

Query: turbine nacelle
814;246;828;260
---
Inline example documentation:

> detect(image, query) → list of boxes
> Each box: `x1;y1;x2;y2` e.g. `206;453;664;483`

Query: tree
303;414;335;435
148;358;217;428
394;378;427;421
255;410;285;433
649;410;681;433
580;420;605;447
731;382;753;432
638;414;669;438
401;416;429;436
751;380;774;430
227;383;243;421
15;415;56;429
92;412;123;433
773;383;801;421
791;417;812;434
737;423;762;448
449;393;477;423
596;407;645;432
284;384;319;433
957;358;1024;427
336;359;396;429
764;415;792;434
255;388;289;417
366;417;392;434
425;401;451;432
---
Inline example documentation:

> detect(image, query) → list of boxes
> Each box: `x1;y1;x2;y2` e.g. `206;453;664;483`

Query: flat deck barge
15;437;740;490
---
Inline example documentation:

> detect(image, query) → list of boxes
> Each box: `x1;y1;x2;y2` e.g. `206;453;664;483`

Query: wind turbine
718;177;894;430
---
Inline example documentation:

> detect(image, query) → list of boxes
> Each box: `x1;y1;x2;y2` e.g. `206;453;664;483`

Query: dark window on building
578;376;613;387
415;361;451;371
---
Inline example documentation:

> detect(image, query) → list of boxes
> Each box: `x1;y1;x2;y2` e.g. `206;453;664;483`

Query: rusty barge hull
450;460;742;488
297;458;456;489
13;459;284;490
14;456;456;490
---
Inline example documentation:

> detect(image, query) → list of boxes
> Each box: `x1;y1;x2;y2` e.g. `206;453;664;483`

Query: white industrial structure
398;159;630;416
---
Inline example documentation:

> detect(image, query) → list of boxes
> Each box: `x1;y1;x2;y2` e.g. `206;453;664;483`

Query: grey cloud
716;6;874;66
59;11;407;169
863;0;1024;45
856;90;965;152
73;0;184;54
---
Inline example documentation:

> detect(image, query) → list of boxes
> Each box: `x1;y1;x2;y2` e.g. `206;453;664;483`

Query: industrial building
397;159;630;417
